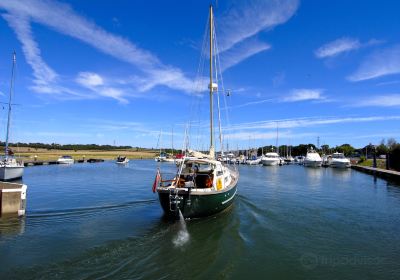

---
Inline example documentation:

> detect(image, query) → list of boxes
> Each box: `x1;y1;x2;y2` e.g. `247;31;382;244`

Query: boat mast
209;5;214;158
5;51;16;159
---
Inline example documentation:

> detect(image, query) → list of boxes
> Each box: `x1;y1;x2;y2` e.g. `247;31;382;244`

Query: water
1;161;400;279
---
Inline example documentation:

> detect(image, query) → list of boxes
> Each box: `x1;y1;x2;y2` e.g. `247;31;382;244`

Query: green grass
357;159;386;169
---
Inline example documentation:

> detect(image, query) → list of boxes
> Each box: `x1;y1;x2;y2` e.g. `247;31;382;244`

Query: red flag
152;169;161;193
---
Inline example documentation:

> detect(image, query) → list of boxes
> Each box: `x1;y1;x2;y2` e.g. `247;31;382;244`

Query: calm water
1;160;400;279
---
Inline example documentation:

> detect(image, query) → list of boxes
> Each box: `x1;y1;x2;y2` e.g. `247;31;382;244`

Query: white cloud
76;72;103;87
353;94;400;107
225;115;400;131
220;39;271;71
0;0;194;98
2;13;57;88
215;0;298;71
315;37;383;59
283;89;324;102
315;37;361;58
218;0;299;53
347;44;400;81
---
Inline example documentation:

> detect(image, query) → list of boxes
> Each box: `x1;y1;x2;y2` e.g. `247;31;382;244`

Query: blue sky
0;0;399;150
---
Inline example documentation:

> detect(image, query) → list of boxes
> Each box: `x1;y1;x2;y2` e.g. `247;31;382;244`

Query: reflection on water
0;217;25;238
1;161;400;279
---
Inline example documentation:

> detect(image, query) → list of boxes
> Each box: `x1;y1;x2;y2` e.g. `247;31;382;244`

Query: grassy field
10;146;158;161
357;159;386;169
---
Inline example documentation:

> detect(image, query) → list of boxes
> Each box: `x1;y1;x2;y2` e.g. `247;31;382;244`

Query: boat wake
28;199;157;218
172;210;190;247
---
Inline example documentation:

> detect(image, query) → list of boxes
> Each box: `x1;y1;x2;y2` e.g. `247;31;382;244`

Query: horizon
0;0;399;150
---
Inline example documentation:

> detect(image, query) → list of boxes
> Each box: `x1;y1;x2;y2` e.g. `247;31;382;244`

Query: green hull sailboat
153;5;239;219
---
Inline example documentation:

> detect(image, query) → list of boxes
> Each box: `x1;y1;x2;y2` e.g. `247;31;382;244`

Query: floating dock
351;165;400;182
0;182;27;217
24;159;105;166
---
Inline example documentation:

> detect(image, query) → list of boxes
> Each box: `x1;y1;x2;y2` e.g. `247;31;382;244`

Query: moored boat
57;155;74;164
116;155;129;164
330;152;351;168
261;152;281;166
304;148;322;167
0;52;24;181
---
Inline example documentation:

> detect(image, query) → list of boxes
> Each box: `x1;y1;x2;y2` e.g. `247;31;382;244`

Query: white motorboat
330;152;351;168
261;152;281;166
57;155;74;164
246;158;261;165
304;148;322;167
116;156;129;164
0;52;24;181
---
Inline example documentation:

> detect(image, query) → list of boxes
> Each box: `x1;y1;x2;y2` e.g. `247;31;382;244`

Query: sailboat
152;5;239;219
0;52;24;181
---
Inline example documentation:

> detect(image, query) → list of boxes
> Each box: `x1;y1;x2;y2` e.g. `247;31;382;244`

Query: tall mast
5;51;16;159
209;5;214;158
171;126;174;156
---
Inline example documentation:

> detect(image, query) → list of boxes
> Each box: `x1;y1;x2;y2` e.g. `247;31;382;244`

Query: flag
152;168;161;193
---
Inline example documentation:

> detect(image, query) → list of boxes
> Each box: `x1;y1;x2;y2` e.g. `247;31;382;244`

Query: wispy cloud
283;89;325;102
315;37;382;58
76;72;103;87
352;94;400;107
220;39;271;71
227;88;327;109
2;13;58;89
218;0;299;53
229;98;275;109
75;72;128;103
347;44;400;81
217;0;299;70
0;0;194;100
315;37;361;58
225;115;400;131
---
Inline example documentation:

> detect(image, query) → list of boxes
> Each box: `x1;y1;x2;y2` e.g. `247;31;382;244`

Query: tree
387;138;397;150
336;144;355;157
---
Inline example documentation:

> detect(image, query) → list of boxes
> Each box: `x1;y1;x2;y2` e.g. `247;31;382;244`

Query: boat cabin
161;158;230;192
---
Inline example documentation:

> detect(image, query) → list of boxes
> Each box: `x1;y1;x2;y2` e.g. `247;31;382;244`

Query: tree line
1;142;138;151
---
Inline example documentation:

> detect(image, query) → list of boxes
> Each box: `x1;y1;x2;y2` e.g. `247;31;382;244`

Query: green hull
158;184;237;219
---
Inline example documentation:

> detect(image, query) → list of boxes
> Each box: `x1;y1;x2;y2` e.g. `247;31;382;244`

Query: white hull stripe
222;188;237;205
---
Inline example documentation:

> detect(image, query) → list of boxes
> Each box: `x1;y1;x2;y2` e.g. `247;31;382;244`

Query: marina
0;0;399;279
1;160;400;279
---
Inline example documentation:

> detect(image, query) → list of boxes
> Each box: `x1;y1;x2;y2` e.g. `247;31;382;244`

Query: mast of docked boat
5;51;16;160
209;5;215;159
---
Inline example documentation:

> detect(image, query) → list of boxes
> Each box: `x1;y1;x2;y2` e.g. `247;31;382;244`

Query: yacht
0;52;24;181
57;155;74;164
116;155;129;164
153;6;239;219
304;148;322;167
261;152;281;166
330;152;351;168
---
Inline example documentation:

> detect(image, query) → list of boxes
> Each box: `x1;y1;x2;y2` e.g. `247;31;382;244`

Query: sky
0;0;399;150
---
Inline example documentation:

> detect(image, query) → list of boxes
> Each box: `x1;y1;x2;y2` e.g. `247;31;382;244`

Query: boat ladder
169;188;184;212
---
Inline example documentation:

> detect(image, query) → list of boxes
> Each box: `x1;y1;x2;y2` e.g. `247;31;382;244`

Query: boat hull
0;166;24;181
261;159;280;166
304;160;322;167
330;161;351;168
57;159;74;164
158;184;237;219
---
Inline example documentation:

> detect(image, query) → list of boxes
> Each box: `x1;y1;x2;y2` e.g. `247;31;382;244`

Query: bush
358;156;366;163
